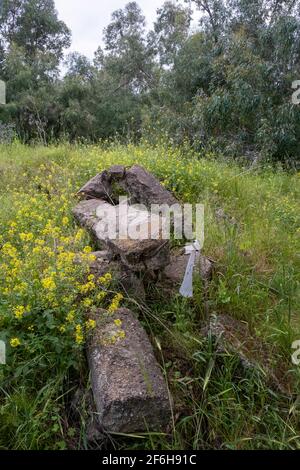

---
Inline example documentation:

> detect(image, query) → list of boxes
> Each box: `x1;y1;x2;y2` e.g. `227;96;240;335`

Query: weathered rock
163;250;213;286
88;308;171;433
73;199;104;230
124;165;178;209
203;314;291;395
108;165;126;180
77;171;112;200
199;254;214;282
73;199;170;273
107;238;170;273
77;164;178;210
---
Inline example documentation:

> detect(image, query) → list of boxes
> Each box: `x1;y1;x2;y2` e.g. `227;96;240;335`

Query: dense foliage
1;0;300;163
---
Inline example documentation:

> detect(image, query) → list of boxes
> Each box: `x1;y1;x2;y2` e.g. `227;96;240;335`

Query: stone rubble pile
73;165;184;434
73;164;217;435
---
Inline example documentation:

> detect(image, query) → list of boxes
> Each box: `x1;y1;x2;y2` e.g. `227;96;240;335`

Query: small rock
163;251;213;286
88;308;171;433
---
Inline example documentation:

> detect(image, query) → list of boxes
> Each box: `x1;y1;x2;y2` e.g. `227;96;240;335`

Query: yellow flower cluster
85;319;96;330
79;274;96;294
66;310;76;323
0;160;111;355
75;325;84;345
13;305;29;320
42;276;56;291
10;338;21;348
108;293;124;313
19;232;34;242
98;273;112;286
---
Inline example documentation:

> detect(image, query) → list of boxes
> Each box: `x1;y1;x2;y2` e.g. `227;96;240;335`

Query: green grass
0;141;299;450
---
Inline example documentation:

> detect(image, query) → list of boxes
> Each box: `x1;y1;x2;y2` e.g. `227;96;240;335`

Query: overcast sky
54;0;198;60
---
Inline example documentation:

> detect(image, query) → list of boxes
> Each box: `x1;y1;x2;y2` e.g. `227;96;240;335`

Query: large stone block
88;308;171;433
73;199;170;272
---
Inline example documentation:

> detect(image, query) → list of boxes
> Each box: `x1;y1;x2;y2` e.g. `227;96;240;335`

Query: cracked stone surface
73;199;170;272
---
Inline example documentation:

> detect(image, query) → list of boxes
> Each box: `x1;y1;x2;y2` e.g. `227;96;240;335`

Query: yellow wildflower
13;305;26;320
10;338;21;348
2;243;18;258
75;325;84;345
35;239;45;246
19;232;34;242
75;229;85;242
66;310;76;323
96;291;107;302
41;276;56;291
98;273;112;286
85;319;96;330
82;298;93;308
79;281;95;294
108;293;124;313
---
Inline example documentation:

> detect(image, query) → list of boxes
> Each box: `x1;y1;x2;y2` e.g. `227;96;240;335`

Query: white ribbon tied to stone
179;240;201;298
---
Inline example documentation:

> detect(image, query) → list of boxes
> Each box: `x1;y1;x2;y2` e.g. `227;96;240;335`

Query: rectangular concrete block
88;308;171;433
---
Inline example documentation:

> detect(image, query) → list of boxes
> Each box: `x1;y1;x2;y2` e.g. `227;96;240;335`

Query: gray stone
124;165;179;209
77;171;112;200
108;238;170;273
88;308;171;433
108;165;126;180
76;165;177;210
73;199;170;273
73;199;105;230
163;251;213;286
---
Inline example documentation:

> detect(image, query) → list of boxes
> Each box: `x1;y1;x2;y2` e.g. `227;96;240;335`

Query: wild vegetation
0;0;300;164
0;142;299;449
0;0;299;452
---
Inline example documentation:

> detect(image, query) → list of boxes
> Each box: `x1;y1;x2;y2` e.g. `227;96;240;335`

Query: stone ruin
73;164;291;437
73;164;213;434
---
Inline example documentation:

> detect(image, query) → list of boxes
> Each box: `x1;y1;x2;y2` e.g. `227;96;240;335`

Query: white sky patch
54;0;200;60
55;0;169;59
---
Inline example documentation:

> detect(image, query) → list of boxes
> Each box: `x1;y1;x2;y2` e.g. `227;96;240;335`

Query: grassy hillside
0;142;299;450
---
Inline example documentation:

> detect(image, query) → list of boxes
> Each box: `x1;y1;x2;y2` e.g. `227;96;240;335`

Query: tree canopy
0;0;300;163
